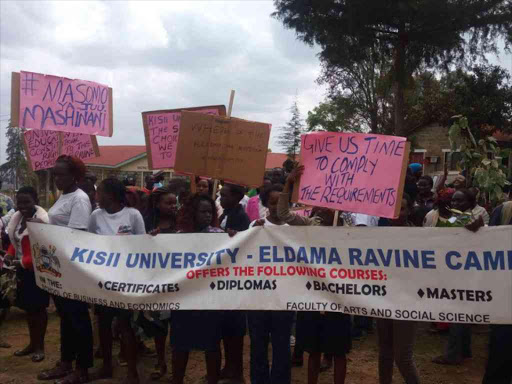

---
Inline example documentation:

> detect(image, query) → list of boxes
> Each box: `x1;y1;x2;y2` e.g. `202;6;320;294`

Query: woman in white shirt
248;184;294;384
88;178;145;384
37;156;93;384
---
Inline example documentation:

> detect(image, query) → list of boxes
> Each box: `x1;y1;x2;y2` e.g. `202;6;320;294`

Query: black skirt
170;310;222;352
15;268;49;312
299;311;352;356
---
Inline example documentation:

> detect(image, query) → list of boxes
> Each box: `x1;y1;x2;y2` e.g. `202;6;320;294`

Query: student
248;184;293;384
37;155;93;384
415;175;435;212
170;193;224;384
196;178;213;197
88;178;145;384
218;183;250;382
277;165;351;384
5;187;49;363
140;187;177;380
468;187;490;225
432;189;484;365
482;201;512;384
377;194;420;384
246;178;272;222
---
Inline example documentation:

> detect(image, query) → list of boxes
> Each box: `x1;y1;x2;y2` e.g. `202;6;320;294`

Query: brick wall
412;123;451;175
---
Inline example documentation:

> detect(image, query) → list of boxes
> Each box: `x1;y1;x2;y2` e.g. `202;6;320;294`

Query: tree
0;123;35;189
439;65;512;138
273;0;512;136
449;116;510;206
277;98;305;158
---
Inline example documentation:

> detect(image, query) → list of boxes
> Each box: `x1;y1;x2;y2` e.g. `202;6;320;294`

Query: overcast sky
0;1;511;164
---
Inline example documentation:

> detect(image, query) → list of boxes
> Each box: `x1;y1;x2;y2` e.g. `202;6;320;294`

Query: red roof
493;131;512;142
84;145;146;167
265;153;295;169
85;145;293;169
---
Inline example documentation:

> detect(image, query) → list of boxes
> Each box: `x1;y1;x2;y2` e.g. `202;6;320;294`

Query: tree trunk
394;32;407;137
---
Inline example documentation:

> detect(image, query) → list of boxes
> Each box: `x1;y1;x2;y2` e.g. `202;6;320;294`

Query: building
410;123;511;177
83;146;293;186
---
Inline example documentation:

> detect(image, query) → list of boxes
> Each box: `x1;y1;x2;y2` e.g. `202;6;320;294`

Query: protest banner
292;206;313;218
11;71;113;137
295;132;409;218
174;112;271;187
61;132;100;161
23;130;60;171
28;223;512;324
142;105;226;170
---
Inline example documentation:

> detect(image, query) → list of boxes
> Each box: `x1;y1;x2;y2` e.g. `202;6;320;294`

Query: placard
295;132;409;219
142;105;226;169
12;71;113;137
23;130;60;171
174;112;271;187
61;132;100;161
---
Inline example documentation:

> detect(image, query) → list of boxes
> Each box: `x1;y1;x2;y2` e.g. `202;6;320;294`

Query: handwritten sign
174;111;271;187
292;206;313;217
11;71;113;137
296;132;409;218
61;133;100;161
142;105;226;169
23;130;60;171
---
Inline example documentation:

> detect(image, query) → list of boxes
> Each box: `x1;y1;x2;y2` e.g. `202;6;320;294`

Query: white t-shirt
48;189;92;229
88;207;146;235
249;217;289;228
351;213;379;227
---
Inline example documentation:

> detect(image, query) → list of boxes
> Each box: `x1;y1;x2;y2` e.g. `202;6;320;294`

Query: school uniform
88;207;146;322
219;204;250;338
48;188;93;369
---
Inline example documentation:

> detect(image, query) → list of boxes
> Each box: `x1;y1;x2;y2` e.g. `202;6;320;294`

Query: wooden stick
190;175;197;194
212;179;219;200
333;210;339;227
227;90;235;118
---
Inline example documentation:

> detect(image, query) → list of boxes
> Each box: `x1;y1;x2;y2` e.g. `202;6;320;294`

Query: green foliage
277;98;305;158
273;0;512;136
449;116;510;206
0;122;36;189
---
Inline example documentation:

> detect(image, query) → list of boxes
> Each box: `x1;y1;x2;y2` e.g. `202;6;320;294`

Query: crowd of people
0;155;511;384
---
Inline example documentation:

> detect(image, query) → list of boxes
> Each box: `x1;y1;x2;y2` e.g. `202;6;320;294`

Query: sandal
432;355;462;365
0;340;11;348
150;364;167;380
14;345;35;356
37;365;72;381
31;352;45;363
54;372;90;384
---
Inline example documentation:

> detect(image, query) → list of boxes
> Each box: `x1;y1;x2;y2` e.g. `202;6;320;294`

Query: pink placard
297;132;408;219
23;130;60;171
292;207;313;217
18;71;112;136
144;108;220;169
61;133;99;161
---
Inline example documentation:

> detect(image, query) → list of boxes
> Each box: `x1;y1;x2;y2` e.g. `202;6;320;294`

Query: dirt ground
0;307;488;384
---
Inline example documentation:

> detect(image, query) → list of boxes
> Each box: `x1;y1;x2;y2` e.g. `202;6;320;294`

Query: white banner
27;223;512;324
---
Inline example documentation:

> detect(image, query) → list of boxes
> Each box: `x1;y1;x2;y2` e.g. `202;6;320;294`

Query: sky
0;1;511;164
0;1;327;163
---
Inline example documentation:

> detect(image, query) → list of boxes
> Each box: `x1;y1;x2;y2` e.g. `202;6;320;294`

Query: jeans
248;311;294;384
377;319;419;384
482;325;512;384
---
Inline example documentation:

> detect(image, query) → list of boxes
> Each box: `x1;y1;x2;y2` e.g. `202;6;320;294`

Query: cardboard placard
23;130;60;172
174;111;271;187
294;132;410;219
23;130;100;172
12;71;113;136
142;105;226;170
61;132;100;161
